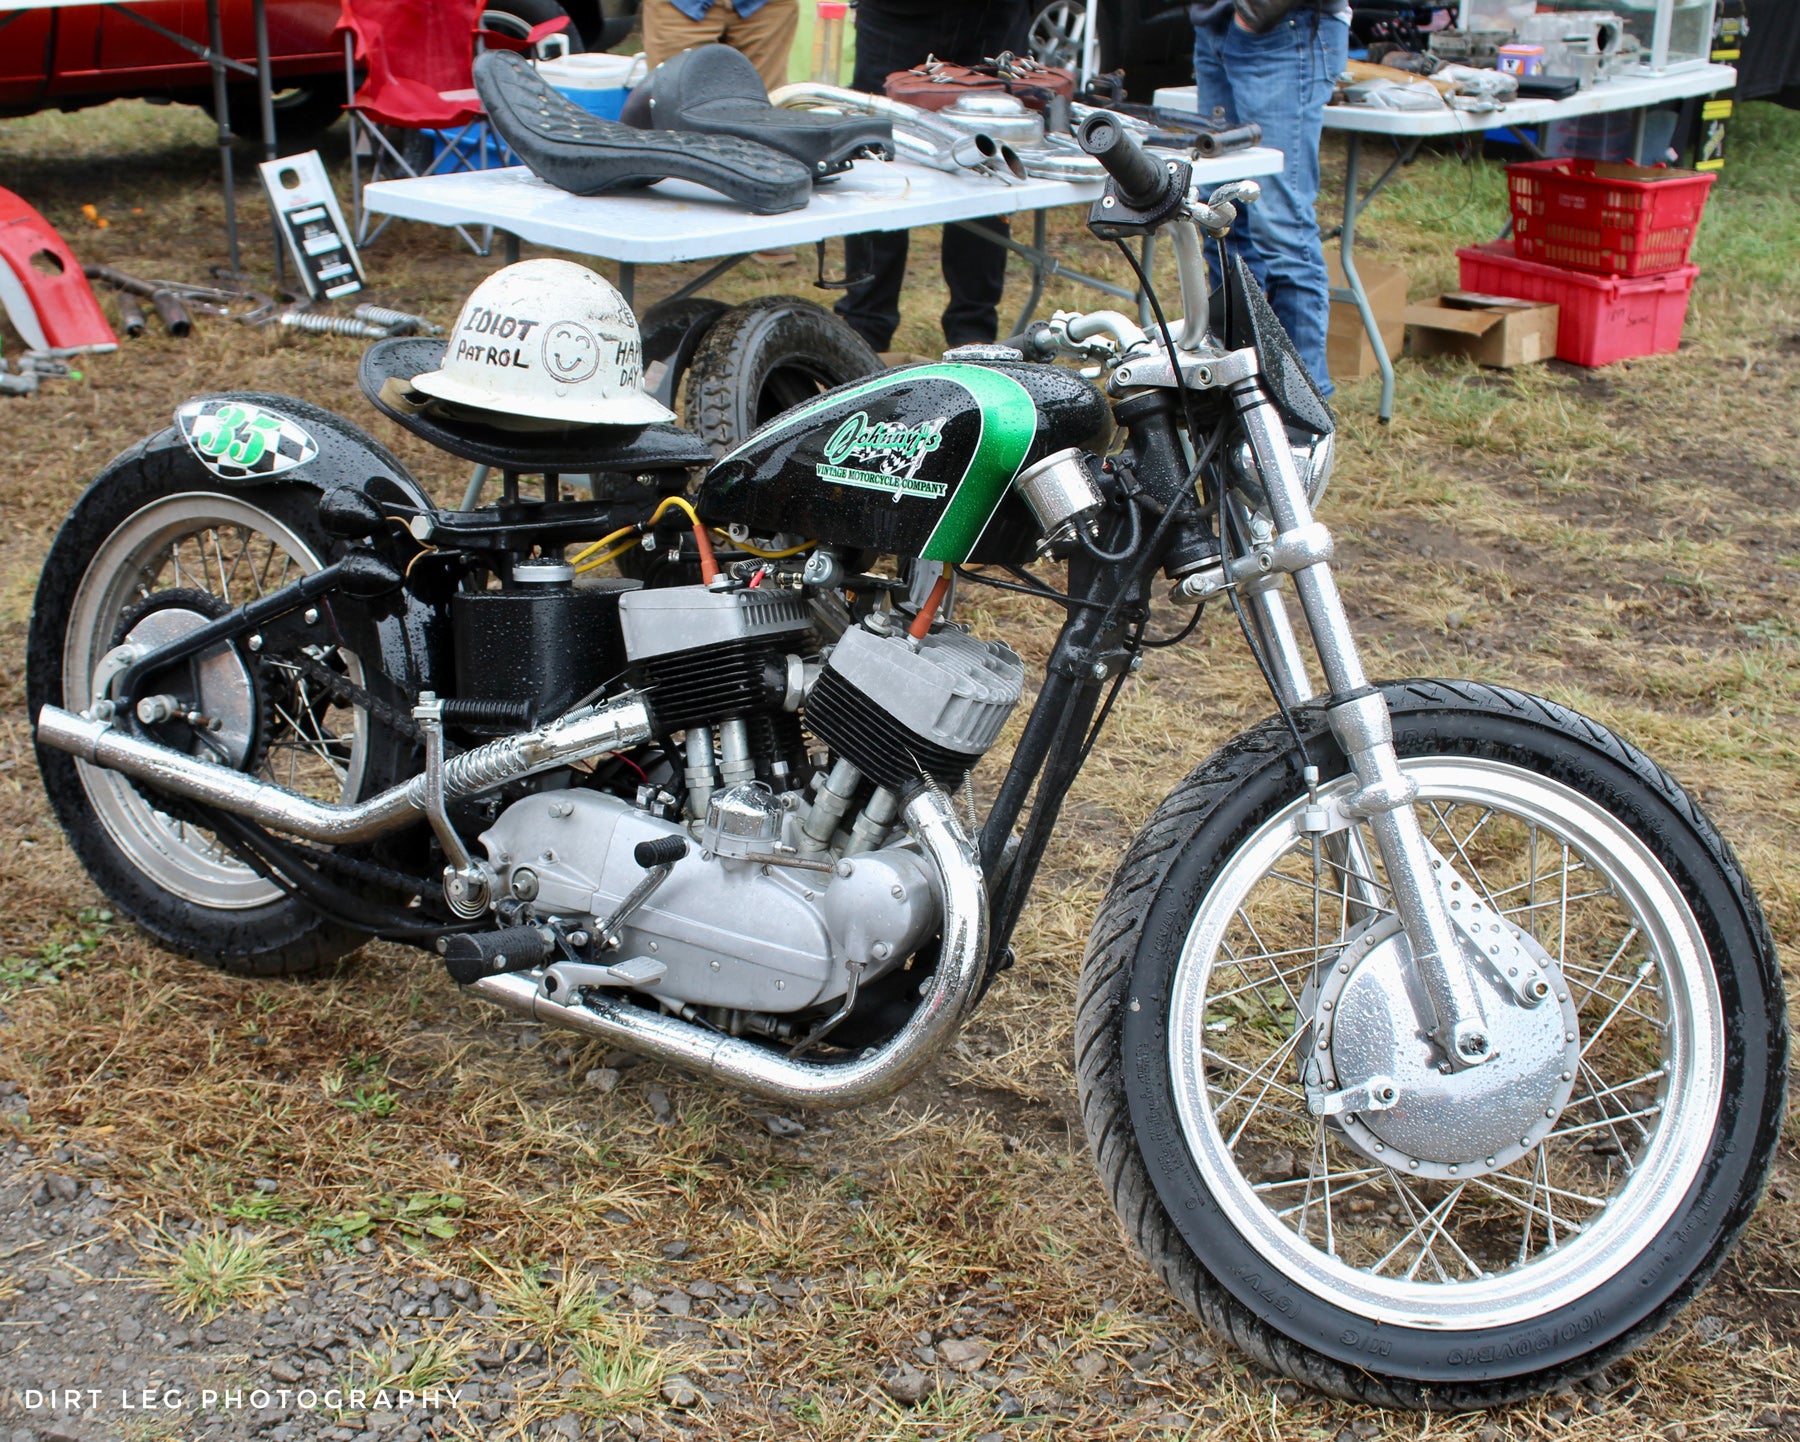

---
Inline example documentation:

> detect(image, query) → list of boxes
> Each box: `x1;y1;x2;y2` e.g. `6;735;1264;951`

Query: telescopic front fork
1228;381;1494;1072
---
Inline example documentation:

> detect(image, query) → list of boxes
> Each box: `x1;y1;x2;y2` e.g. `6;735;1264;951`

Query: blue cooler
537;53;645;122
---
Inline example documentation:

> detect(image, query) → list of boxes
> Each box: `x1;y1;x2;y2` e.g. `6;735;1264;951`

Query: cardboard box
1326;254;1408;380
1405;291;1561;368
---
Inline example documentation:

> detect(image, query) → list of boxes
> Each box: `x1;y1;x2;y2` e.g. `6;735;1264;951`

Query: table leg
947;218;1136;307
617;261;634;306
253;0;283;286
1332;132;1395;424
504;232;521;265
205;0;241;278
1011;210;1049;336
1632;106;1648;164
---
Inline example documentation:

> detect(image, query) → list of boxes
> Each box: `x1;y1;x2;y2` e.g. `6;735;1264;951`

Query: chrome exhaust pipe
770;82;1024;183
470;784;988;1109
34;694;655;845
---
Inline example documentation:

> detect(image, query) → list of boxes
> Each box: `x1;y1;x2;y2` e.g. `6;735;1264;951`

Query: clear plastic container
1532;0;1717;72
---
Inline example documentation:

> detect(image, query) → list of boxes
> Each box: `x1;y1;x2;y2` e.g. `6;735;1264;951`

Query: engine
474;578;1025;1037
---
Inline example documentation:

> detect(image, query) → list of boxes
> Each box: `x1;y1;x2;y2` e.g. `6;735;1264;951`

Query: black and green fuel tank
696;360;1109;565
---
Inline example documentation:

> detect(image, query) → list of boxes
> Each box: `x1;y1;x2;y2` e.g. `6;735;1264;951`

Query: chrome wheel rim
1029;0;1087;69
64;493;370;910
1166;757;1722;1330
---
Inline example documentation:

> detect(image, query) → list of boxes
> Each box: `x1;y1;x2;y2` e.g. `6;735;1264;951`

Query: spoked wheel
1078;681;1784;1408
1028;0;1087;69
28;442;410;975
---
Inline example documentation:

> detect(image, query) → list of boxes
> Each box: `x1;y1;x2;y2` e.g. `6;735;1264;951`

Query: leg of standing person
641;0;732;73
723;0;800;92
1192;14;1270;294
1214;11;1346;395
934;0;1028;346
833;4;923;352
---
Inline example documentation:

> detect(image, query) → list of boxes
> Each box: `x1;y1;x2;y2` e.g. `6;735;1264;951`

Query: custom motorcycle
27;118;1784;1407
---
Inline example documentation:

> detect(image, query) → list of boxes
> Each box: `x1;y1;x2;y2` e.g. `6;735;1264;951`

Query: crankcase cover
479;789;938;1012
697;361;1108;564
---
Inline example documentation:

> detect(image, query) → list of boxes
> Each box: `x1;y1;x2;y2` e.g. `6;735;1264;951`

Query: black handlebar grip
1077;112;1171;211
634;836;689;869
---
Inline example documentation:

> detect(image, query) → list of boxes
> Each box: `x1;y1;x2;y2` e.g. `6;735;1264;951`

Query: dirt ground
0;97;1797;1442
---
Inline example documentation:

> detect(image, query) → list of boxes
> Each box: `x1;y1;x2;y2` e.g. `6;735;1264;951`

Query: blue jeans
1193;11;1348;396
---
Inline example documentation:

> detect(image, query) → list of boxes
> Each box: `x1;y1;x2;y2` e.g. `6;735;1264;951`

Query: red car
0;0;621;144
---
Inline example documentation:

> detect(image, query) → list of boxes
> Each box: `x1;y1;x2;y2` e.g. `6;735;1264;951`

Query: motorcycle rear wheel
27;438;411;976
1076;679;1784;1408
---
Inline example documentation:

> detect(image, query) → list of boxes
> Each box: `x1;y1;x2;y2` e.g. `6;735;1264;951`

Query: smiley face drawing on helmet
542;320;601;385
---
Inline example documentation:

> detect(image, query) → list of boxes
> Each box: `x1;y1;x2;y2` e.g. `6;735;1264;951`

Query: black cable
1140;600;1206;648
953;564;1110;611
1075;494;1142;563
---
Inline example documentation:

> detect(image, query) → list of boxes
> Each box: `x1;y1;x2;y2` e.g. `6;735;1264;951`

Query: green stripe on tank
715;363;1038;564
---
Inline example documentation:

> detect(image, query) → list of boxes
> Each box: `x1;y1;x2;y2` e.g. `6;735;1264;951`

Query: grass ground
0;91;1796;1442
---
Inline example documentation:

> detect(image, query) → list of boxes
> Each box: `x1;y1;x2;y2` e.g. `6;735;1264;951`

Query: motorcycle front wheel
1077;680;1785;1408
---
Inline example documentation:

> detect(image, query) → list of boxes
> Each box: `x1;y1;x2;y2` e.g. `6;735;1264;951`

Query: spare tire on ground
681;295;882;454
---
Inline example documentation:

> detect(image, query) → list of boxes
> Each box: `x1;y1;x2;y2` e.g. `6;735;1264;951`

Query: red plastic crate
1508;157;1715;277
1456;241;1699;367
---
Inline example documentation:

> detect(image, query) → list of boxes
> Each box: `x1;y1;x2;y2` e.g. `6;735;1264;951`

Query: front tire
1076;680;1785;1408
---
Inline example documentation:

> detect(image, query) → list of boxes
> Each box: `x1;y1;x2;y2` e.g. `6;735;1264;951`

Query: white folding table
1156;64;1738;420
362;144;1285;336
0;0;281;278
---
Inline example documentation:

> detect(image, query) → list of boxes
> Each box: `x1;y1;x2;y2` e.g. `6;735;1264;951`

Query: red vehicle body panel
1;0;344;115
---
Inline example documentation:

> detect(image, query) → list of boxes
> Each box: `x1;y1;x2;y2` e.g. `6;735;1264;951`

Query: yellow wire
568;523;639;567
572;537;644;575
715;530;814;559
648;494;703;528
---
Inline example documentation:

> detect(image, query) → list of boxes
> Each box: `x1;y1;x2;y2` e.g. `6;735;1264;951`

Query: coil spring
277;309;392;339
441;734;534;794
353;303;442;336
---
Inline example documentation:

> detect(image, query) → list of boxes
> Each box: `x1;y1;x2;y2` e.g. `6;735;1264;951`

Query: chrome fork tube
1234;383;1492;1069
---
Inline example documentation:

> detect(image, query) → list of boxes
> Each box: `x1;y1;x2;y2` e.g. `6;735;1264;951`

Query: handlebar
1076;112;1172;212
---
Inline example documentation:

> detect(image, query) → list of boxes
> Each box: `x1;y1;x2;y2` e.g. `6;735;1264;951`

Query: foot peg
438;924;555;985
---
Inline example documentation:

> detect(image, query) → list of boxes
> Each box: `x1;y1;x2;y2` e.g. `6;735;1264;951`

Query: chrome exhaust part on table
771;82;1026;184
34;693;656;846
469;784;988;1108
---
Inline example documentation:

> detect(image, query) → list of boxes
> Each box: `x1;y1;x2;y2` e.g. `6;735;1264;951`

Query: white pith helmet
410;258;673;427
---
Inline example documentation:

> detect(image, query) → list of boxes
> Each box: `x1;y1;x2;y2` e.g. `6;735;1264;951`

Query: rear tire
682;295;882;453
27;435;412;978
1076;679;1785;1408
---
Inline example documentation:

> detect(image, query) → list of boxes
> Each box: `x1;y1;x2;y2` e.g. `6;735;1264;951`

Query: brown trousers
641;0;799;94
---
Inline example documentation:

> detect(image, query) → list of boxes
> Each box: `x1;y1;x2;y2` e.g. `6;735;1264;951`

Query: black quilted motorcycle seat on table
360;338;712;478
630;44;893;180
472;50;812;215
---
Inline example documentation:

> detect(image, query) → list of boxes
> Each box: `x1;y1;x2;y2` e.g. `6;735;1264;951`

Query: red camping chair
338;0;569;250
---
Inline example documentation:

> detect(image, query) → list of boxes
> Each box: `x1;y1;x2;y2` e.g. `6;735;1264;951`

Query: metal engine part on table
478;786;940;1013
938;93;1047;149
769;83;1026;184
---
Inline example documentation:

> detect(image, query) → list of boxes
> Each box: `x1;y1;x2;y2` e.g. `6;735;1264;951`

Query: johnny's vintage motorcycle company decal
176;400;320;480
815;411;950;499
